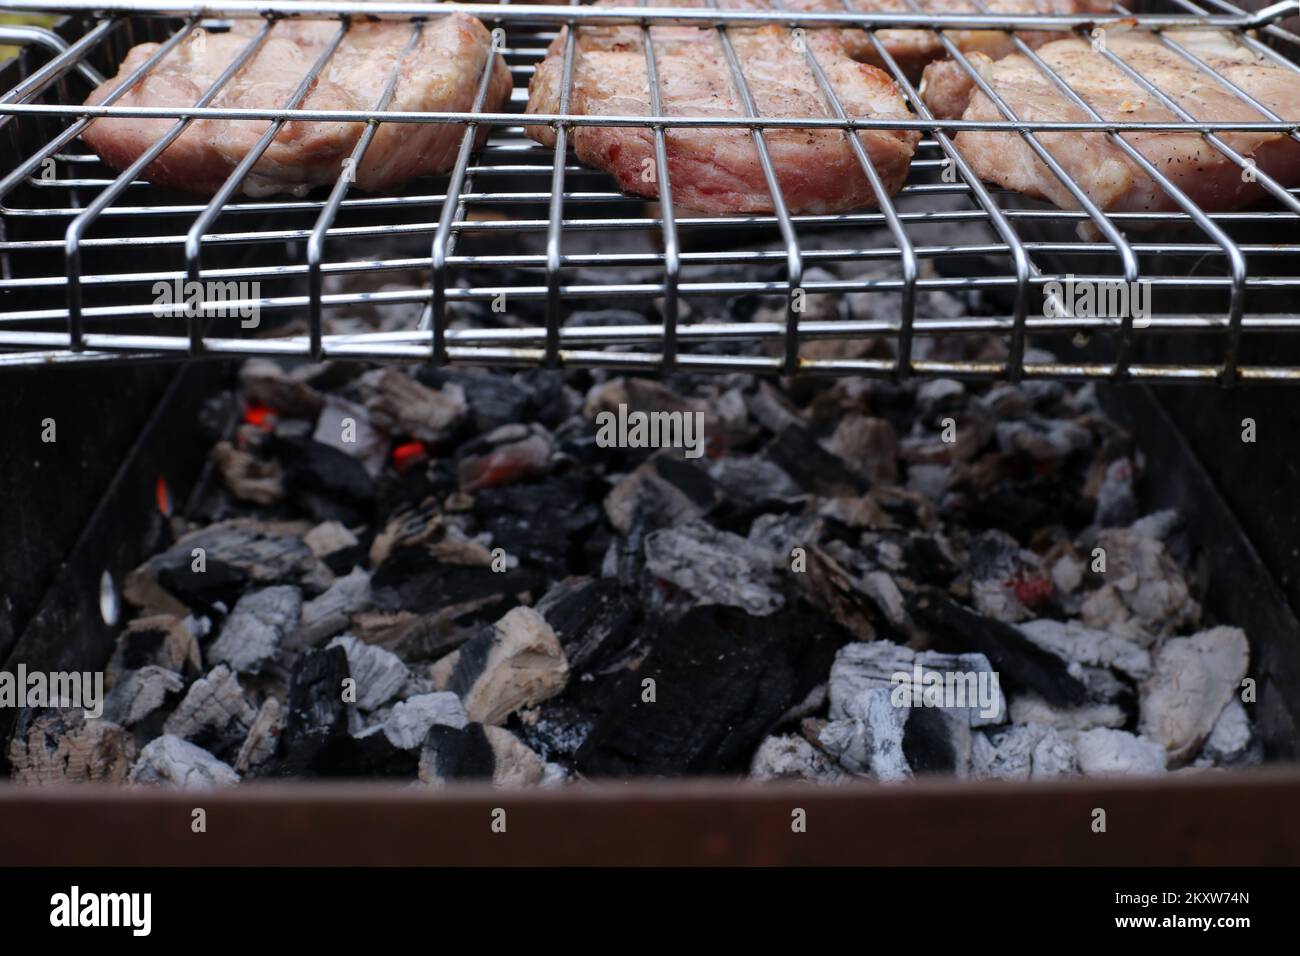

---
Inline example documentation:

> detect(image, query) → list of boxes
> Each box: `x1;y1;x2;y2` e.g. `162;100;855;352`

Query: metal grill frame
0;0;1299;381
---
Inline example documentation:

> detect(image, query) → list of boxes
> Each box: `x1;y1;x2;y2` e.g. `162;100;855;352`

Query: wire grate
0;0;1298;381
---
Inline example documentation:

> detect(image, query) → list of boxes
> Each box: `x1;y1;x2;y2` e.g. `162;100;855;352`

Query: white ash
208;585;303;673
327;635;410;712
750;734;846;784
294;567;371;648
819;687;911;781
1130;509;1182;541
1139;626;1250;767
1071;728;1167;777
747;512;824;559
1080;527;1199;640
1196;698;1257;766
1008;693;1127;732
235;697;283;774
129;735;239;789
163;664;256;742
102;666;184;727
829;641;1005;727
430;606;569;725
644;520;784;616
972;723;1079;781
383;692;469;750
707;456;804;507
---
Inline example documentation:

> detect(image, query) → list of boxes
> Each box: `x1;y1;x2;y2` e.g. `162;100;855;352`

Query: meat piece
928;30;1300;218
82;14;511;196
919;53;992;120
525;0;919;214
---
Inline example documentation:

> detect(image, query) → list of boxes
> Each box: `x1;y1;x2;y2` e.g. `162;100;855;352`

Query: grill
0;0;1298;381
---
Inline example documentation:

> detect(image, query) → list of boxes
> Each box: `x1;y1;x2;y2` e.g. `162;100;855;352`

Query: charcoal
1198;699;1256;766
1080;527;1200;640
828;641;1006;727
1071;728;1167;777
819;687;910;780
210;441;285;505
419;723;545;786
107;615;202;683
102;666;184;728
575;604;849;777
474;475;604;574
1094;456;1138;527
516;369;583;430
270;435;377;525
706;456;804;511
750;733;845;784
370;546;543;620
534;576;640;672
383;692;468;749
163;665;257;760
797;548;905;643
430;607;569;725
208;585;302;674
1139;627;1249;767
327;635;409;712
604;454;722;537
905;589;1087;707
644;520;784;616
514;699;597;764
1017;618;1151;681
1008;693;1127;732
129;735;239;789
902;706;971;776
304;520;358;557
766;424;868;497
457;424;554;492
238;358;325;419
361;368;466;443
158;558;250;615
327;728;421;778
825;413;898;486
417;368;531;433
235;698;283;774
314;395;388;477
272;646;351;776
9;709;136;785
294;567;371;648
972;724;1078;780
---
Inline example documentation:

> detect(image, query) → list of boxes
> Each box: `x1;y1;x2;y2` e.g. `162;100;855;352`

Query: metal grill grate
0;0;1299;381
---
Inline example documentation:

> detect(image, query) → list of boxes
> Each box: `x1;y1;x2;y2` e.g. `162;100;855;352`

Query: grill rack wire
1;0;1299;381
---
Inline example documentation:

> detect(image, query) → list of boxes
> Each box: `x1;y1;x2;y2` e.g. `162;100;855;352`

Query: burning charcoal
163;664;257;759
418;723;545;786
576;604;848;776
417;368;531;433
383;692;468;749
210;441;285;505
972;723;1079;780
474;474;604;574
706;456;804;511
369;546;543;622
644;520;784;616
828;640;1006;727
208;585;302;674
102;666;184;728
457;424;554;492
129;735;239;789
327;635;409;712
238;358;325;419
750;733;846;784
361;368;467;442
1197;699;1257;766
905;589;1087;707
1139;626;1249;767
430;607;569;725
235;698;283;774
967;529;1051;623
294;567;371;648
1008;693;1127;732
1094;456;1138;527
766;424;868;497
314;395;389;477
270;434;377;525
272;646;351;775
107;615;202;683
1071;728;1167;777
1016;618;1151;681
1080;527;1199;640
604;453;721;535
157;558;250;616
825;414;898;486
819;687;910;780
9;709;136;785
534;576;640;672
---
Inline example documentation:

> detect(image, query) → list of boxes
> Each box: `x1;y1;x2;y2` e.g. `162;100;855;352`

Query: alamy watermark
50;886;151;936
890;664;1002;721
594;403;706;459
0;665;103;718
152;278;261;328
1043;273;1152;328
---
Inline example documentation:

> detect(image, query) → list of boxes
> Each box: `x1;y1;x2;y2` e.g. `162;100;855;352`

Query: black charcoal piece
473;475;604;575
158;558;249;614
327;730;421;778
905;590;1087;707
369;547;543;620
271;646;351;776
765;424;869;497
902;706;959;774
269;434;377;524
418;722;544;786
534;576;640;672
417;368;531;433
575;604;849;777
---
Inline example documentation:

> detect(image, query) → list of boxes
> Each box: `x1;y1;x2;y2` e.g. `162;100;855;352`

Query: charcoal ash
17;307;1272;787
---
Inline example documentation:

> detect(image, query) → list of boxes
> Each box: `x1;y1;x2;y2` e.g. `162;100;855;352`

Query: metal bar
62;18;275;350
430;19;500;364
184;19;349;354
0;18;116;105
0;24;106;88
543;4;579;368
639;0;679;371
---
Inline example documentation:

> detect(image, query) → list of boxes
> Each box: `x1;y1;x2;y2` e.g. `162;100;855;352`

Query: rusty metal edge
2;767;1298;866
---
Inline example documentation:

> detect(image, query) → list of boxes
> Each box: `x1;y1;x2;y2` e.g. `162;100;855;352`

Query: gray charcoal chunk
1072;728;1167;777
208;585;302;673
327;635;410;712
644;520;784;616
384;692;469;750
163;664;256;750
129;735;239;789
103;666;185;727
750;734;845;783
